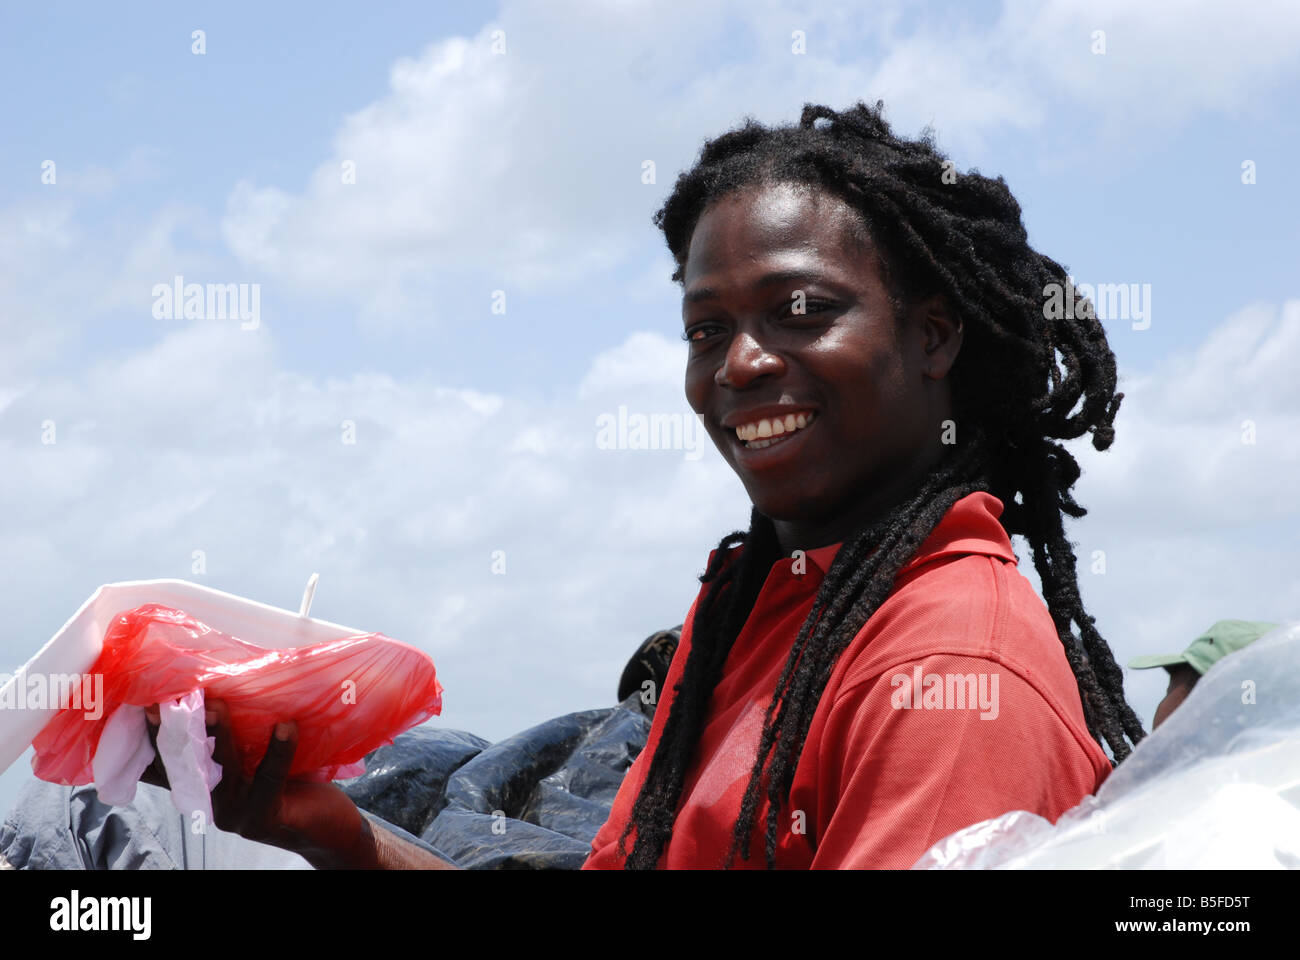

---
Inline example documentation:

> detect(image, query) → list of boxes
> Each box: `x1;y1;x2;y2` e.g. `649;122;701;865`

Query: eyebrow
683;269;833;305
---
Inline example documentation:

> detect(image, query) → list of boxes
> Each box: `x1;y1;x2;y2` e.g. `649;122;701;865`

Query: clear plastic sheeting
913;620;1300;869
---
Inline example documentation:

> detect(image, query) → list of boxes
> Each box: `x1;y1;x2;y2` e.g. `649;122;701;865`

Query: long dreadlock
618;100;1145;869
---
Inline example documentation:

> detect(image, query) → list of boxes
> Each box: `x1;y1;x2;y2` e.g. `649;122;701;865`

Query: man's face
682;181;953;538
1152;663;1201;728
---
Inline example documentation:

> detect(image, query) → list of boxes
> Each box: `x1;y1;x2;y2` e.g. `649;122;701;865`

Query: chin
744;489;830;525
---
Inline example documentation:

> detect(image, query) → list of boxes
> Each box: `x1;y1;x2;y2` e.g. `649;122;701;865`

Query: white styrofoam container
0;575;364;777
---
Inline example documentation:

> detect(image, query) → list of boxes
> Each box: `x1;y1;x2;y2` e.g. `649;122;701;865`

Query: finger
246;712;296;796
205;699;239;774
205;698;241;831
246;721;298;828
141;705;169;789
246;723;296;796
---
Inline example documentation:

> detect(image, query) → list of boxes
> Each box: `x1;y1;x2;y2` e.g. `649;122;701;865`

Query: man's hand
141;698;456;869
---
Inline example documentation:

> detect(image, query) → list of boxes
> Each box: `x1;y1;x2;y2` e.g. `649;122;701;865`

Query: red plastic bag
32;603;443;785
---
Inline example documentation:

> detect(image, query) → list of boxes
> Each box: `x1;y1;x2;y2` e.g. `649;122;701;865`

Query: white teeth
733;411;817;447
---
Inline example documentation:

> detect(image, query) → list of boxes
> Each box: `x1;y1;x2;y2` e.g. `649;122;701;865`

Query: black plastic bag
419;694;651;869
339;727;490;837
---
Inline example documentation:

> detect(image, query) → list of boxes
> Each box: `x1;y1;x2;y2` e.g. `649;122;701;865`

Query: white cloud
578;331;686;398
217;0;1300;327
1079;300;1300;532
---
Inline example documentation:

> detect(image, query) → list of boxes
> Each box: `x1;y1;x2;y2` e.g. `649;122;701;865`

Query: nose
715;330;784;388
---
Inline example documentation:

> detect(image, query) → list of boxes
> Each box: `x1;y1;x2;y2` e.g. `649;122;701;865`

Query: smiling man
582;101;1144;869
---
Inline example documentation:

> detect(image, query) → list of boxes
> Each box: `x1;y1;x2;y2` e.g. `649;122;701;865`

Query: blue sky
2;0;1298;816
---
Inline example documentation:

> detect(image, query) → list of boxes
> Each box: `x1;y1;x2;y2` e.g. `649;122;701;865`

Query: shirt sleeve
808;652;1101;869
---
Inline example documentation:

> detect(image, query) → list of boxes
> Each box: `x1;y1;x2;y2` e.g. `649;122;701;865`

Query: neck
771;446;947;555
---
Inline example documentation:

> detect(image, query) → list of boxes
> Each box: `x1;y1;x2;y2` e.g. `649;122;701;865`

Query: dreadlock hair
616;100;1147;870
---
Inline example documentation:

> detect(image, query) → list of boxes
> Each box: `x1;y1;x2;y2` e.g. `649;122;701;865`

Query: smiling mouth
733;411;818;449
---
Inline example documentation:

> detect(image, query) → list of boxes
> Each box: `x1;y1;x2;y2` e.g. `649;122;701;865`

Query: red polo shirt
582;491;1112;869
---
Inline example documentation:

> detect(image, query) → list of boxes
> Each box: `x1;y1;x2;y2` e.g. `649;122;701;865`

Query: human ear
913;293;962;380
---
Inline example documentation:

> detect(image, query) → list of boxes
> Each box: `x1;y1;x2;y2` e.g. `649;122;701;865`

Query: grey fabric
1;778;312;869
1;780;88;869
0;775;460;868
0;776;455;869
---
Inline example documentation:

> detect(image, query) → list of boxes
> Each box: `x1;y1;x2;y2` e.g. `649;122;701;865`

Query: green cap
1128;619;1280;676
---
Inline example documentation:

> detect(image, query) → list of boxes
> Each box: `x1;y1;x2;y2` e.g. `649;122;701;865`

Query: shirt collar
803;542;842;575
910;490;1018;571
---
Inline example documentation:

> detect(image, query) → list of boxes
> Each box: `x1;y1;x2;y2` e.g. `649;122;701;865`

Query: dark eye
781;299;833;319
681;323;724;344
